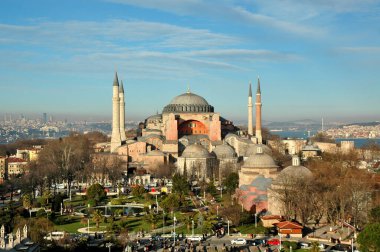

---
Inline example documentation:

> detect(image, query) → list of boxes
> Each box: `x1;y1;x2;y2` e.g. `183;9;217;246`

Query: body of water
272;130;380;148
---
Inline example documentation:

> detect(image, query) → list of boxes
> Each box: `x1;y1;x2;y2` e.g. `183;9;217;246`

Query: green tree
144;213;160;230
224;172;239;195
310;241;321;252
172;173;190;195
131;185;146;198
206;181;217;195
161;193;181;212
370;206;380;223
22;194;32;209
87;183;106;205
357;223;380;252
92;210;103;229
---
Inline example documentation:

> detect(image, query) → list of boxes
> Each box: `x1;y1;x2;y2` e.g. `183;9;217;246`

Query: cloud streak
106;0;326;37
0;19;300;79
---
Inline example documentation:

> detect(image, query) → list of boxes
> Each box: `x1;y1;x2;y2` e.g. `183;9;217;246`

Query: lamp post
173;216;177;246
279;234;282;251
87;203;90;235
227;220;230;236
192;219;194;237
254;213;257;228
216;205;219;218
162;210;165;235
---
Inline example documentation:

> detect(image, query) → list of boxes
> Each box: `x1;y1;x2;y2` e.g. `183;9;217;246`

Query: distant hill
264;119;320;129
344;121;380;127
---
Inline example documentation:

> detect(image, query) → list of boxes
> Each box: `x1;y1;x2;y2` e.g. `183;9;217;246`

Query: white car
231;238;247;245
187;236;202;241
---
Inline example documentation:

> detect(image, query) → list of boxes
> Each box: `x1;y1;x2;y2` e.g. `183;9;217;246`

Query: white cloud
106;0;326;37
0;19;301;79
339;46;380;54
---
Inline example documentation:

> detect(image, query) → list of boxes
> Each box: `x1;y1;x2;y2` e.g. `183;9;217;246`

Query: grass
55;219;87;233
237;223;267;234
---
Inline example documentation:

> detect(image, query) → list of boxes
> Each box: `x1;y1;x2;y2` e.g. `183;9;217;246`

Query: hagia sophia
104;71;315;216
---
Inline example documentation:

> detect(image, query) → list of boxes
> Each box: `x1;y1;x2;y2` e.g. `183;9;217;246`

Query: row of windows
180;130;207;134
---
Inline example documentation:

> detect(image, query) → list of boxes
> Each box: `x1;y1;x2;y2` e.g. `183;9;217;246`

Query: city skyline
1;0;379;123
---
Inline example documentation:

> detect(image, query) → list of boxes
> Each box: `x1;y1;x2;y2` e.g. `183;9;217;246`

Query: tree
38;134;90;198
310;241;321;252
161;193;181;212
172;173;190;195
22;194;32;210
87;183;106;205
144;213;159;230
370;206;380;223
92;210;104;229
131;185;146;198
357;223;380;252
224;172;239;195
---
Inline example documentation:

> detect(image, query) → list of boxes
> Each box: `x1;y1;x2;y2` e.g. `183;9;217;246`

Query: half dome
212;143;236;159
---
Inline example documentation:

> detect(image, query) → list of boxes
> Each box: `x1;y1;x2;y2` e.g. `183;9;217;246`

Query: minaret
248;82;253;136
119;80;127;143
255;77;263;144
111;72;121;152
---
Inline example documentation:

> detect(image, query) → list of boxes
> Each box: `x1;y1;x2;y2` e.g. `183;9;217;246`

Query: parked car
250;239;267;246
299;242;311;248
267;238;280;246
231;238;247;245
187;236;202;241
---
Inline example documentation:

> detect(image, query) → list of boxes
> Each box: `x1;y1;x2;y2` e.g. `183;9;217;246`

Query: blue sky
0;0;379;123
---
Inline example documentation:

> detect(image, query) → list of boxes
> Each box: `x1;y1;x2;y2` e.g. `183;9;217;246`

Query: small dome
212;143;236;159
245;144;272;157
182;143;213;158
276;156;312;183
146;114;162;121
243;145;278;168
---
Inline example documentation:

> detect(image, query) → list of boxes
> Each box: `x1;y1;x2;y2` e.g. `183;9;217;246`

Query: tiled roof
275;221;302;229
7;157;27;163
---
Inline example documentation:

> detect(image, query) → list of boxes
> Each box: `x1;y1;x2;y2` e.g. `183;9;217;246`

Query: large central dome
163;91;214;113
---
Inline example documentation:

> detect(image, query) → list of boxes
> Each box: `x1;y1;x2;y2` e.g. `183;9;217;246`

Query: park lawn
237;223;266;234
55;220;88;233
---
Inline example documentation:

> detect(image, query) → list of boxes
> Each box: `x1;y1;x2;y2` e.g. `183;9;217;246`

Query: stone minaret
247;82;253;136
119;80;127;143
111;72;122;152
255;77;262;144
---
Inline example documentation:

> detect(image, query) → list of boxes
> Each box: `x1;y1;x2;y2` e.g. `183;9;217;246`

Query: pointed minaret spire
255;77;262;144
119;80;127;143
111;72;122;152
257;76;261;94
113;72;119;86
119;80;124;93
249;82;252;97
248;81;253;136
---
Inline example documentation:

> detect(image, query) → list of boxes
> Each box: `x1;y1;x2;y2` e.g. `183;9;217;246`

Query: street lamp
254;213;257;228
227;220;230;236
192;219;194;237
162;210;165;235
173;216;177;246
87;203;90;235
279;233;282;251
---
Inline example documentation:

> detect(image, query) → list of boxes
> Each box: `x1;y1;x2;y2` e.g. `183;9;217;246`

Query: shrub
36;209;47;218
110;198;123;205
87;183;106;205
